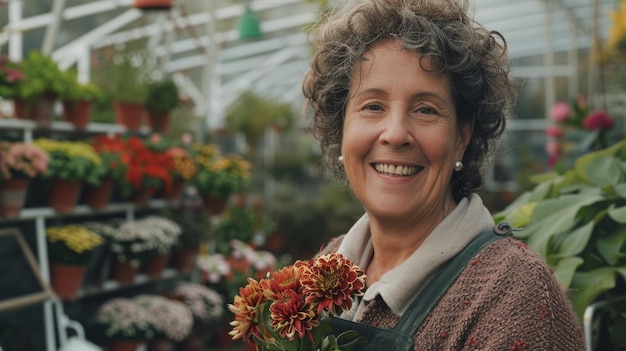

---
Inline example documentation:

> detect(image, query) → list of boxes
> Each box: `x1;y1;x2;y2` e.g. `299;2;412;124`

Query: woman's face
341;39;471;222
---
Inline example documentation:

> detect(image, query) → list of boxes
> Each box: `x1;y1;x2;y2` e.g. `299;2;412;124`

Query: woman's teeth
374;164;419;176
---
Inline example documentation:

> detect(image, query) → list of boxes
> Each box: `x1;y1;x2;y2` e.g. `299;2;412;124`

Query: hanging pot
133;0;173;10
0;178;30;218
47;178;83;213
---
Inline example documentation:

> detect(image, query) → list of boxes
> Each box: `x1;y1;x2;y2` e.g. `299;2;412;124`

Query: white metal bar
41;0;67;55
8;0;23;61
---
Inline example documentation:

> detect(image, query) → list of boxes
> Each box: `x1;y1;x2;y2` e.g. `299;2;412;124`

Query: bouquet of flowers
228;253;366;351
0;141;49;179
192;143;250;198
93;297;157;342
133;294;194;342
46;224;105;265
33;138;106;185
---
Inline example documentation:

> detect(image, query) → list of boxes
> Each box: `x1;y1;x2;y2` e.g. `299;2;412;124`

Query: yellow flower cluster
34;138;102;166
46;225;104;253
608;3;626;56
172;153;197;180
211;155;250;180
193;144;220;171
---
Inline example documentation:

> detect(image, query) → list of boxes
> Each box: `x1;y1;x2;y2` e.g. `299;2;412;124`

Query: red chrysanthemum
263;264;305;300
228;278;267;342
269;288;319;341
582;110;615;131
301;253;366;316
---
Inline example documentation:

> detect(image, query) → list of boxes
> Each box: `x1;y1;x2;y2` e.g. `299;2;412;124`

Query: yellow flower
46;225;104;253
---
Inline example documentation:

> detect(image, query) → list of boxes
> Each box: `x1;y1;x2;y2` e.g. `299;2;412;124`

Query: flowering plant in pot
171;282;225;348
92;297;157;349
228;253;367;351
192;143;250;213
134;294;194;346
85;135;131;208
46;224;105;299
33;138;106;212
136;215;182;277
118;136;174;204
0;55;24;100
161;206;210;273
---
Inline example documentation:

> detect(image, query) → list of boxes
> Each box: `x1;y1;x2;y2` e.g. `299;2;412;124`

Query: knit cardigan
319;235;586;350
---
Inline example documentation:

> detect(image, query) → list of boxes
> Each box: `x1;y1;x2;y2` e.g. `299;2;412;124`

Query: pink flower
582;110;615;130
550;102;570;122
544;124;563;138
181;133;193;145
576;95;587;110
545;140;561;156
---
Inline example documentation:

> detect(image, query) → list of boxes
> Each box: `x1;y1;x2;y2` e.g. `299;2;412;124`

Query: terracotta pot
133;0;173;10
0;178;30;218
201;195;228;215
173;247;199;274
49;263;87;300
83;177;115;210
144;252;171;279
107;340;145;351
164;179;185;204
177;336;204;351
110;258;139;285
48;179;83;213
146;109;170;132
114;102;144;132
62;99;93;129
12;98;26;119
147;337;175;351
131;187;155;207
26;93;57;128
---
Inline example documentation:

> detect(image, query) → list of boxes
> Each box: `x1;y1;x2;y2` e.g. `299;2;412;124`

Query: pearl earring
453;161;463;171
338;155;344;163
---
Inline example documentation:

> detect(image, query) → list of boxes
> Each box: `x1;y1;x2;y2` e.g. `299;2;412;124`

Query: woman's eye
365;104;383;111
416;106;436;114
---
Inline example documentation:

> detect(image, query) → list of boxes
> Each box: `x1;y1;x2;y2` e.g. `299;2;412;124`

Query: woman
302;0;585;350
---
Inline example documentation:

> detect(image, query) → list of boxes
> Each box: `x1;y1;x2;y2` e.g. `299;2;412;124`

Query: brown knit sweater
320;236;586;350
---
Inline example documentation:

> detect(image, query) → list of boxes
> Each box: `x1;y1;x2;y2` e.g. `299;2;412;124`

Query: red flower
301;253;366;316
582;110;615;131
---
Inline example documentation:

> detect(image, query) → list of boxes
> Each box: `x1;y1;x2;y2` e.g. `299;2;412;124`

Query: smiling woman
299;0;586;350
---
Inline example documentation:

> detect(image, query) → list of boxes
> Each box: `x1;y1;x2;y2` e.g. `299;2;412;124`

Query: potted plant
14;51;66;126
494;139;626;350
92;297;158;351
45;224;105;300
0;55;25;112
33;138;106;213
137;215;182;278
59;69;105;129
124;137;174;205
133;294;194;350
87;135;130;209
171;282;225;350
163;207;211;274
164;146;197;203
145;78;179;132
192;143;250;215
0;141;49;217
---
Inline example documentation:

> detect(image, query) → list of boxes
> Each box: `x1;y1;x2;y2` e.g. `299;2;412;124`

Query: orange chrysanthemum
263;264;305;300
301;253;366;316
228;278;267;342
269;288;319;341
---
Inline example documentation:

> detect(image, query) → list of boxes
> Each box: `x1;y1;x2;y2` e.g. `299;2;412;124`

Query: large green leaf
608;205;626;224
575;139;626;185
553;220;595;257
596;227;626;266
523;194;604;256
615;183;626;199
553;256;584;288
570;268;618;318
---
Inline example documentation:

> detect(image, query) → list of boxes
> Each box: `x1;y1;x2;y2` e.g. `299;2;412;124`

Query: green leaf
504;202;536;230
554;221;595;257
596;228;626;265
523;194;604;256
552;256;584;288
608;205;626;224
615;184;626;199
575;139;626;185
570;268;618;318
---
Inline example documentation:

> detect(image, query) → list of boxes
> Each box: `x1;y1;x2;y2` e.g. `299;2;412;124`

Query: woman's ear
457;117;475;158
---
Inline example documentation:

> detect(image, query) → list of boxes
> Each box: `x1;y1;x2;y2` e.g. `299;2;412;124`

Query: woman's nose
379;113;413;148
